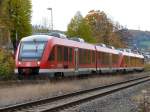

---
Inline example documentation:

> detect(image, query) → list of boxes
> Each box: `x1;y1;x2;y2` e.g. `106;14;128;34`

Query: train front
15;35;49;78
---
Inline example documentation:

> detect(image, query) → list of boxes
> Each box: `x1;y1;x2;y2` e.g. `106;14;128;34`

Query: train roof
21;35;95;50
50;36;95;50
20;35;144;59
96;45;144;58
21;35;51;42
96;45;119;54
121;51;144;59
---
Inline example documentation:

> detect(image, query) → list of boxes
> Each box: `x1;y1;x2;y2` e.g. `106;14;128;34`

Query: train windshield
19;41;46;61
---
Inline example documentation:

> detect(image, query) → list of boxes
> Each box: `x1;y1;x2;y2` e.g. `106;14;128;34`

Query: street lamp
47;8;53;31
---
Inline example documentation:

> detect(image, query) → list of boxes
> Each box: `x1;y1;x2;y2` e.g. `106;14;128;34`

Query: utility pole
47;8;53;31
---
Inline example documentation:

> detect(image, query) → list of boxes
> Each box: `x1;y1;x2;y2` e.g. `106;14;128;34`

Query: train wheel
123;69;126;74
54;72;64;78
18;68;24;80
32;68;39;75
17;75;23;80
99;70;102;75
91;70;97;75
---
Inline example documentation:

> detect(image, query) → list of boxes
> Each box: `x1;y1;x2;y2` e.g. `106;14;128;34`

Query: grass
0;72;148;107
0;82;81;107
0;76;124;107
144;64;150;71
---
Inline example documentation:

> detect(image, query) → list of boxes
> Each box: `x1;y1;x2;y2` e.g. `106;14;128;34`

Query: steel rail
0;75;150;112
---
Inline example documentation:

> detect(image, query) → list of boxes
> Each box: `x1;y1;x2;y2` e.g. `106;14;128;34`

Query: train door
74;48;78;73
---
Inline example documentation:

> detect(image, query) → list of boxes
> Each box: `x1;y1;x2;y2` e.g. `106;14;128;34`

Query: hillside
118;29;150;50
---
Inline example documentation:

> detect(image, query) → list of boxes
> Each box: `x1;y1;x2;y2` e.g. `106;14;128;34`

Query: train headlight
19;62;21;65
37;61;40;65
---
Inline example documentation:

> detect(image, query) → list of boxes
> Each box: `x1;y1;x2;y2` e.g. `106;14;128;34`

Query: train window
57;46;63;62
125;56;127;65
101;52;105;65
112;54;114;64
131;57;134;66
98;52;101;64
92;51;95;64
19;41;46;61
79;49;92;64
106;53;108;65
102;52;109;65
104;53;107;65
128;56;130;65
79;49;88;64
131;57;133;65
112;54;115;64
101;52;104;64
64;47;68;61
87;50;91;64
79;49;83;64
112;54;118;64
84;50;87;64
49;47;55;61
69;48;72;63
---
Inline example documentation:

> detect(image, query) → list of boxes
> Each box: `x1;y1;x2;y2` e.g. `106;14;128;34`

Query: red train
15;34;144;77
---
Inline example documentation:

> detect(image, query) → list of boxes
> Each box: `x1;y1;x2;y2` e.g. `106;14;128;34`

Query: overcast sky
31;0;150;31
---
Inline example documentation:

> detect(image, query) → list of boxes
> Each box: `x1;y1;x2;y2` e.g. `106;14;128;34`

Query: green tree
0;0;32;50
66;11;96;43
0;49;15;79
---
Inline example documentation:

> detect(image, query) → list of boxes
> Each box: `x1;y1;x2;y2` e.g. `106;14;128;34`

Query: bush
0;49;15;80
144;64;150;71
136;90;150;112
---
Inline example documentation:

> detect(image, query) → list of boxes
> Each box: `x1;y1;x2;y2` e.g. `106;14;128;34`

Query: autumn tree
85;10;125;47
66;11;96;43
0;0;32;51
85;10;109;43
0;1;3;19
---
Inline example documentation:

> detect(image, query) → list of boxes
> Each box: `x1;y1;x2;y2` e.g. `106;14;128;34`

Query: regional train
15;34;144;77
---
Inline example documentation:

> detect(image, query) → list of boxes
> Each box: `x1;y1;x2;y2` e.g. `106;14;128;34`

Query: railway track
0;75;150;112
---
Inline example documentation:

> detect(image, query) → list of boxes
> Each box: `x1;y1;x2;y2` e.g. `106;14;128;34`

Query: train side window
103;52;109;65
87;50;91;64
64;47;68;61
84;50;87;64
104;53;107;65
69;48;72;63
112;54;115;64
57;46;63;62
92;51;95;64
49;46;55;61
79;49;83;64
101;52;105;65
101;52;103;64
99;52;101;64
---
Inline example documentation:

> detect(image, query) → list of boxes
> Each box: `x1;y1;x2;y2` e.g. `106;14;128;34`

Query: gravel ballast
61;81;150;112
